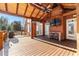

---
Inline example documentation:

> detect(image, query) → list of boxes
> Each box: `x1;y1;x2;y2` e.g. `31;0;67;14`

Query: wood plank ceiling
0;3;76;22
0;3;47;21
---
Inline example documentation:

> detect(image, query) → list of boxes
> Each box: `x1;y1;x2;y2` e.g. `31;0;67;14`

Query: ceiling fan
42;3;60;13
31;3;52;13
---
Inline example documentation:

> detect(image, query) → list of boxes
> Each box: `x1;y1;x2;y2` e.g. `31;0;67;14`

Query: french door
66;18;77;40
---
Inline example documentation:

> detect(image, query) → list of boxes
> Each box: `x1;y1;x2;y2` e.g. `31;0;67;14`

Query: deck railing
14;31;31;36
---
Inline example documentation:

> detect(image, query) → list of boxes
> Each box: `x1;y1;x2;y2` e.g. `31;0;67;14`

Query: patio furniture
9;31;14;38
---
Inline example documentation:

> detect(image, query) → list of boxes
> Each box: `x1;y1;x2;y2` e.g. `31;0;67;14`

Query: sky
0;13;25;27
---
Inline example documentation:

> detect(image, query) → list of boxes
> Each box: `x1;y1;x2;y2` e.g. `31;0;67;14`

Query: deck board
63;50;70;56
41;46;56;56
51;47;61;56
68;51;74;56
59;49;66;56
54;48;64;56
7;35;76;56
47;47;58;56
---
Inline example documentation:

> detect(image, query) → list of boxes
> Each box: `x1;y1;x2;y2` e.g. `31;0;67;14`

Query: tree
1;25;6;30
0;16;8;30
7;25;11;31
12;21;22;31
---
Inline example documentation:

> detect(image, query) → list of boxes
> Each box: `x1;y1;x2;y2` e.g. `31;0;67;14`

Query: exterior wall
49;15;66;40
49;14;75;40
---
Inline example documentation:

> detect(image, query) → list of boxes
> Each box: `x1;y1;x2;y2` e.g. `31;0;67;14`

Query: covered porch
0;3;79;56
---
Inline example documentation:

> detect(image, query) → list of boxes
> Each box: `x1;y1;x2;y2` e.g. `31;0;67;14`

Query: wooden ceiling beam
59;4;64;10
35;10;40;18
0;10;39;20
31;3;50;19
32;4;49;19
39;13;44;19
34;3;50;10
30;7;36;17
42;13;48;20
16;3;19;14
35;3;47;8
63;10;76;16
24;4;28;15
41;13;46;19
5;3;8;11
42;3;51;9
31;3;44;10
43;15;49;22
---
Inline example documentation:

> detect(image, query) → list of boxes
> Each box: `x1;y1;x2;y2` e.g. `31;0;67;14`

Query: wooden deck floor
6;35;77;56
36;35;77;49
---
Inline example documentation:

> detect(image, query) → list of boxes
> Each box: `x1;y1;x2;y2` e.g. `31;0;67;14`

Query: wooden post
60;15;66;40
31;21;36;39
42;21;45;36
24;19;27;35
76;4;79;55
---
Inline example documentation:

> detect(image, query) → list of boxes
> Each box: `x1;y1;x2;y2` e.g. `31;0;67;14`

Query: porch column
42;21;45;36
76;4;79;54
31;21;36;39
24;20;27;35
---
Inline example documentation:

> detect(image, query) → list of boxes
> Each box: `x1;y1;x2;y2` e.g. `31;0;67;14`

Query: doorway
36;22;43;36
66;18;77;40
45;22;50;36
